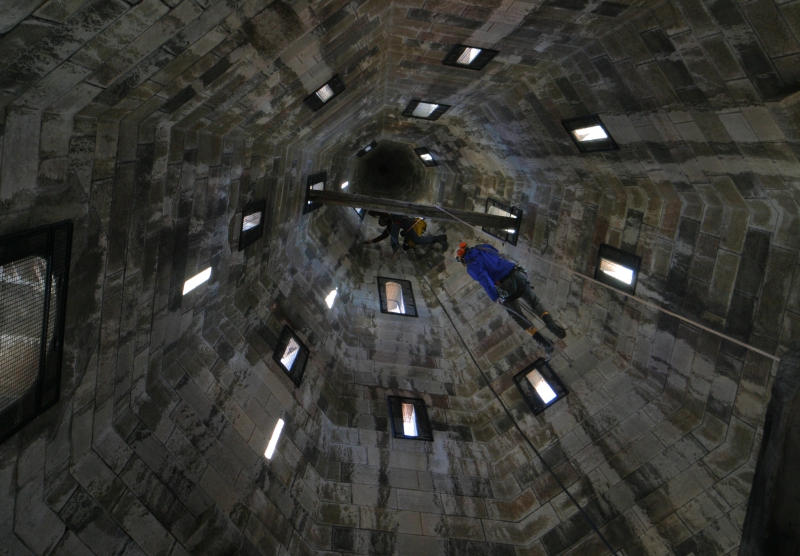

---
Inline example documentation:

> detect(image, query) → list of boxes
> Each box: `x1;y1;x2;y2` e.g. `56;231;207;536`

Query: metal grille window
387;396;433;441
442;44;499;70
272;325;309;386
377;277;417;317
357;140;377;157
402;100;451;121
239;200;266;251
304;171;326;215
1;222;72;443
303;75;345;112
594;243;641;295
562;115;618;153
482;198;522;246
513;358;568;415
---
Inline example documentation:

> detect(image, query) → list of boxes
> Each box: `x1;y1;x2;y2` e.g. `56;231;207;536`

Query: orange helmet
455;242;468;262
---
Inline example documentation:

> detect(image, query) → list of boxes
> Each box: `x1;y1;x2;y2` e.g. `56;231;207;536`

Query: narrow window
388;396;433;440
353;207;366;220
183;267;211;295
402;100;450;121
303;75;345;112
273;326;309;386
562;115;618;152
594;243;641;295
442;44;499;70
280;337;301;370
0;221;72;444
402;403;418;436
264;418;285;459
304;171;327;214
357;140;377;157
239;200;266;251
482;198;522;246
377;277;417;317
325;288;337;309
414;147;438;167
340;181;349;189
513;358;568;415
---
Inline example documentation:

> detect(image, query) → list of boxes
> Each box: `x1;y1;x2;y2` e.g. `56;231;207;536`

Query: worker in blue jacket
456;242;566;355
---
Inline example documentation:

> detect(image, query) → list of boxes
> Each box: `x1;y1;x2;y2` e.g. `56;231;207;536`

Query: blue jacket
464;244;515;301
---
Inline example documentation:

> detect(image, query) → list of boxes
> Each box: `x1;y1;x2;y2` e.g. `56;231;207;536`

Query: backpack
403;219;427;248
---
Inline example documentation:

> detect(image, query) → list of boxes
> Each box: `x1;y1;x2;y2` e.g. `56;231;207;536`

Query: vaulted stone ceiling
1;0;798;555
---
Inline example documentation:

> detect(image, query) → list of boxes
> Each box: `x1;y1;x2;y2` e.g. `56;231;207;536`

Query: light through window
420;153;433;161
183;267;211;295
572;125;608;142
385;282;405;314
242;212;261;232
526;369;557;404
412;102;439;118
457;47;482;65
599;259;633;285
341;181;349;189
280;337;300;370
308;181;324;205
264;418;284;459
402;403;418;437
325;288;337;308
316;84;334;103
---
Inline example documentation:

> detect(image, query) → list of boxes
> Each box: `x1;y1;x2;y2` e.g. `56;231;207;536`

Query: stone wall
0;0;798;555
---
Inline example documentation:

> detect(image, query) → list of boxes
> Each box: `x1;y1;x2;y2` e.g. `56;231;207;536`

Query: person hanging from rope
455;242;566;356
364;212;449;260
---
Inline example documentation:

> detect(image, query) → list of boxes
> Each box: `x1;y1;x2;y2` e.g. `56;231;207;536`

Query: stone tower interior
1;0;800;554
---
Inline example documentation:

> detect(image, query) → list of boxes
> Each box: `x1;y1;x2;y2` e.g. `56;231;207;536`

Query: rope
415;267;619;556
434;204;780;363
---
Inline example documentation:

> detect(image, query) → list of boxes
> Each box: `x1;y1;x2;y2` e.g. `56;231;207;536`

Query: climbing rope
415;266;619;556
434;204;780;363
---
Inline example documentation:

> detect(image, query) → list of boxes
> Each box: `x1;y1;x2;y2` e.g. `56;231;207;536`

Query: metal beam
307;190;519;230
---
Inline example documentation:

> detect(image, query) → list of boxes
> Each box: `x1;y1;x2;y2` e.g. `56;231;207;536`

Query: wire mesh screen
377;277;418;317
0;222;72;443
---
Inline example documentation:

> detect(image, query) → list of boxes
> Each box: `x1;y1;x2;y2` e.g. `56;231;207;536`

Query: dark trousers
405;230;437;245
497;270;546;330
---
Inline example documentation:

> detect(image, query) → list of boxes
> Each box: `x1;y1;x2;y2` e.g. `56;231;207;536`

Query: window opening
414;147;438;167
304;75;345;112
402;403;418;436
280;337;301;370
413;102;438;118
325;288;337;309
387;396;433;440
594;243;641;295
562;115;618;152
482;199;522;246
357;140;377;157
0;221;72;444
354;207;366;221
442;44;499;70
340;181;349;189
377;277;417;317
183;267;211;295
264;418;284;459
402;100;450;121
316;84;334;103
385;282;405;314
239;200;266;251
273;325;309;386
304;171;327;214
513;358;568;415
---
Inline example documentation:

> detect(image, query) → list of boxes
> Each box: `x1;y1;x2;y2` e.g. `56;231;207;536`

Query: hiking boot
527;327;554;357
542;312;566;339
